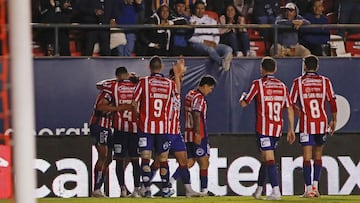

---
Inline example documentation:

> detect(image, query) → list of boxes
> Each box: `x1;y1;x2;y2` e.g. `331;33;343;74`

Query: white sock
169;177;176;185
201;188;208;193
306;185;312;192
313;181;318;189
272;186;281;195
184;184;193;192
255;186;263;194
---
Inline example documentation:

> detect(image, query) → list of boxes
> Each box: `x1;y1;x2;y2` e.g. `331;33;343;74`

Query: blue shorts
299;133;327;146
186;137;210;158
90;124;113;147
112;130;140;158
168;134;186;152
257;134;280;151
138;131;170;154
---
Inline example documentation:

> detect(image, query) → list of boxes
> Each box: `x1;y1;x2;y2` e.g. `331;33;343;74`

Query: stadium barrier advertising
36;135;360;197
24;57;360;135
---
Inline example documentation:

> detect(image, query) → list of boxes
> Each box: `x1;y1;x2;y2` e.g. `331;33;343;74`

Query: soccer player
239;56;295;200
104;67;142;198
290;55;337;198
183;75;217;196
89;78;127;197
133;56;178;197
149;60;202;197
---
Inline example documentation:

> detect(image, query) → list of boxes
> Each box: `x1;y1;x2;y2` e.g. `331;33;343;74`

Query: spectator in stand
136;4;173;56
115;0;143;56
188;1;233;71
300;0;330;56
169;0;196;56
248;0;281;55
271;2;311;57
219;4;251;57
37;0;73;56
337;0;360;37
78;0;118;56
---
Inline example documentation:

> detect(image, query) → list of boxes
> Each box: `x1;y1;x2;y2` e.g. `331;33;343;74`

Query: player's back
247;76;290;137
291;73;335;134
112;80;138;133
134;74;175;134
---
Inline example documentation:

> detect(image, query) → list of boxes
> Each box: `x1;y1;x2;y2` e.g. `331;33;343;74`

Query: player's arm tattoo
192;111;201;134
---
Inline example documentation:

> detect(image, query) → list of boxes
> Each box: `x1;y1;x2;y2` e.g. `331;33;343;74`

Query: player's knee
187;159;195;168
141;150;152;159
158;153;168;162
142;165;151;172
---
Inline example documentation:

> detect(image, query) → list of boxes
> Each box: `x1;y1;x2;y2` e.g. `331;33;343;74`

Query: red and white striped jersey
89;91;113;128
290;72;337;134
184;89;207;142
168;94;181;135
244;75;291;137
133;73;176;134
109;80;138;133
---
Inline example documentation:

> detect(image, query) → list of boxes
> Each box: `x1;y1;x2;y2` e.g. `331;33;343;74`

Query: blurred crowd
28;0;360;57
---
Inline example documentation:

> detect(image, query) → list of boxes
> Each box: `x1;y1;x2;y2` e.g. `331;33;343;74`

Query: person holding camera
78;0;118;56
37;0;73;56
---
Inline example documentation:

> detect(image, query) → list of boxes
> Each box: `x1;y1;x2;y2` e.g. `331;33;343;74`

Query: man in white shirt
188;1;233;71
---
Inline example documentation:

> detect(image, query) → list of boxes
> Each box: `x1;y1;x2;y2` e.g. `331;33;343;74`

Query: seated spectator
248;0;281;55
169;0;196;56
337;0;360;37
271;2;311;57
78;0;118;56
300;0;330;56
136;4;173;56
115;0;143;56
37;0;73;56
219;4;250;57
188;1;233;71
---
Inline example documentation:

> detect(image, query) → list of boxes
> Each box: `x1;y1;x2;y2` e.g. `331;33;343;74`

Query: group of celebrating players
88;54;337;200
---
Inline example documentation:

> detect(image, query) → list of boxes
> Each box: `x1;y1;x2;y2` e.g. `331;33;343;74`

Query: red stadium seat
346;33;360;56
32;42;44;56
69;40;81;56
248;29;265;56
326;12;337;34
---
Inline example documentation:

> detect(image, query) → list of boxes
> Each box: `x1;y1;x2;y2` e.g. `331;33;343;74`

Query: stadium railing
31;23;360;56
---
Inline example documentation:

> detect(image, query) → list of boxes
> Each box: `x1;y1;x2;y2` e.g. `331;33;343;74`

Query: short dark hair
129;72;139;84
169;68;174;79
194;0;205;6
149;56;163;71
193;0;205;13
115;66;128;76
174;0;185;5
261;57;276;72
304;55;318;70
199;75;217;87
